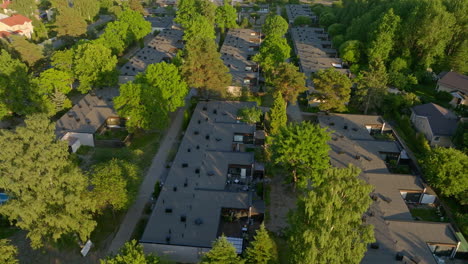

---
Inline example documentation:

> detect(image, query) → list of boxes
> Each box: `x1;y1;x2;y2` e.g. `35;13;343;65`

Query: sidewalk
107;106;186;254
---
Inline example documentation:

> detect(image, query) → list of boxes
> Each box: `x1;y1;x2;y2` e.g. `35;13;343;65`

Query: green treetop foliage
263;15;288;38
352;60;388;114
115;62;188;132
10;0;36;18
288;165;374;264
34;68;73;115
0;50;39;119
312;68;352;112
96;20;131;55
200;236;244;264
74;0;100;21
270;63;307;104
182;37;231;98
9;35;44;66
51;48;75;76
91;159;139;212
319;11;337;28
118;9;152;41
254;36;290;78
267;91;287;135
269;122;331;189
422;147;468;200
74;42;118;93
55;5;88;37
176;0;216;27
128;0;146;15
327;23;346;37
100;240;159;264
0;114;96;249
183;14;216;42
388;57;418;90
0;239;18;264
237;106;262;124
244;224;277;264
367;8;401;64
31;17;49;42
215;0;238;33
339;40;362;64
293;16;312;27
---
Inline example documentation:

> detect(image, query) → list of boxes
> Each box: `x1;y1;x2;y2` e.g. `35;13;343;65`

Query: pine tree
200;236;244;264
0;114;97;249
244;224;277;264
268;91;287;135
312;68;352;112
288;166;374;264
100;240;159;264
270;63;306;104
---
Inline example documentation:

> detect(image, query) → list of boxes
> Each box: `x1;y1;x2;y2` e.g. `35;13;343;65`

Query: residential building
119;28;183;80
0;14;33;38
55;88;122;152
317;113;466;263
220;28;262;94
140;101;265;263
145;16;174;33
410;103;458;147
437;71;468;107
1;0;12;14
285;4;317;24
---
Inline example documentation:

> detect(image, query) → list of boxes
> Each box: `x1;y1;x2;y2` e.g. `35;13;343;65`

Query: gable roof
0;1;11;9
438;71;468;94
0;14;31;27
412;103;458;136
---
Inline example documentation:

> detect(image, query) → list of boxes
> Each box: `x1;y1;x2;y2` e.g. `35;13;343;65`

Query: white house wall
66;132;94;147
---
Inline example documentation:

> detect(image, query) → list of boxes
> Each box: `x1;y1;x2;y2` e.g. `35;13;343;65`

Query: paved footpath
107;106;186;254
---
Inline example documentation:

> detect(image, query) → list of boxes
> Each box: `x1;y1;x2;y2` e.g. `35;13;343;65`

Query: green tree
388;57;418;90
293;16;312;26
34;69;73;115
327;23;345;37
10;0;36;17
128;0;146;15
0;115;96;249
183;14;216;42
200;236;243;264
339;40;362;64
51;48;75;76
118;9;152;41
101;240;159;264
422;147;468;199
312;68;352;112
254;37;290;78
271;62;307;104
288;166;374;264
175;0;197;27
182;38;231;98
96;21;131;55
74;0;100;21
215;0;238;33
262;15;288;38
115;62;188;132
353;60;388;114
31;17;49;42
237;106;262;124
74;42;118;93
269;122;331;188
9;35;44;66
319;12;336;28
91;159;139;212
244;224;277;264
267;91;287;135
368;9;401;63
0;239;18;264
55;6;88;37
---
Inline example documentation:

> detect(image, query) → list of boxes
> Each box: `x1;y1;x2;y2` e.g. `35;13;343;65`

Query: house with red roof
0;14;33;38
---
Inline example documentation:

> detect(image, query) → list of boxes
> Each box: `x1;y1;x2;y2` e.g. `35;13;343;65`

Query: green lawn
410;207;447;222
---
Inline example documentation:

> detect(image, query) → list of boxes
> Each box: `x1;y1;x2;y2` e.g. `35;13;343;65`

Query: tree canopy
34;68;73;115
269;122;331;189
262;15;288;38
0;114;96;249
271;63;307;104
215;0;238;33
115;62;188;132
9;35;44;66
74;0;100;21
352;60;389;114
267;91;287;135
288;165;374;264
237;106;262;124
312;68;352;112
244;224;277;264
422;147;468;200
54;5;88;37
100;240;159;264
200;236;244;264
0;239;18;264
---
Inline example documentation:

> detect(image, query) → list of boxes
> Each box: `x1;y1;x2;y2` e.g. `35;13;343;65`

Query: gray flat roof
145;16;174;29
55;88;119;136
285;4;317;24
120;29;183;76
220;29;261;86
141;101;259;248
317;113;460;264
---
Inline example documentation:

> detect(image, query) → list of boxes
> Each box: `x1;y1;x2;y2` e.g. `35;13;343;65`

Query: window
234;135;244;142
434;136;440;142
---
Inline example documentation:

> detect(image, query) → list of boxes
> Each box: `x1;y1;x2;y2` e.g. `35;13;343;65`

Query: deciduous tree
269;122;331;188
0;115;96;249
422;147;468;199
244;224;277;264
367;9;400;63
118;9;152;41
96;20;131;55
353;60;388;114
0;239;18;264
262;15;288;38
101;240;159;264
267;91;287;135
215;0;238;33
200;236;243;264
34;68;73;115
237;106;262;124
312;68;352;112
271;63;307;104
339;40;361;64
55;6;88;37
288;166;374;264
74;0;100;21
254;37;290;78
9;35;44;66
10;0;36;18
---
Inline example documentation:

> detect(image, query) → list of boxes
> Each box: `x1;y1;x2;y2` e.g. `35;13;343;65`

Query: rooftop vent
184;179;188;187
173;186;177;192
194;218;203;225
85;118;91;124
202;106;207;111
213;109;217;114
166;235;171;244
370;242;379;249
196;145;200;149
187;148;191;152
195;168;200;174
78;104;82;108
165;208;172;213
395;252;404;261
67;111;74;118
90;91;96;96
194;131;199;135
198;120;201;124
207;171;214;176
75;117;81;122
180;215;186;222
206;135;210;140
182;163;188;168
